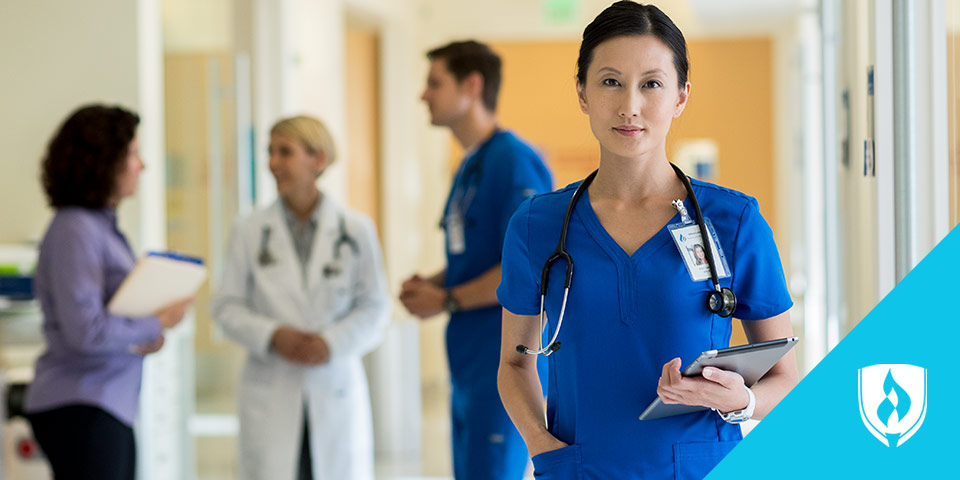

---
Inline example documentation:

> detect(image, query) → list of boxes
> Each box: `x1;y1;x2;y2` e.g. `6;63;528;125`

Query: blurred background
1;0;958;478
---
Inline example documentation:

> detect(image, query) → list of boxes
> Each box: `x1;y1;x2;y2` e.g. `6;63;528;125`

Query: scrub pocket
672;440;739;480
532;444;583;479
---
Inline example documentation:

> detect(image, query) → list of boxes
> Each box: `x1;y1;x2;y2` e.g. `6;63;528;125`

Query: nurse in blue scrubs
400;41;553;479
497;2;800;479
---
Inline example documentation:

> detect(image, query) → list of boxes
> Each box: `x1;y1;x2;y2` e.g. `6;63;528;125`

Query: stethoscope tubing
519;164;736;357
671;163;723;293
257;214;358;269
439;129;502;230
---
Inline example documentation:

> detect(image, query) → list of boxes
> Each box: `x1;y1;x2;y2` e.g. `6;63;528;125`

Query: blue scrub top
443;130;553;392
497;178;793;479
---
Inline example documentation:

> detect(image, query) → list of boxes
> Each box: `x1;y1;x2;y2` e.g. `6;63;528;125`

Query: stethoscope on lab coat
257;214;359;277
517;163;738;357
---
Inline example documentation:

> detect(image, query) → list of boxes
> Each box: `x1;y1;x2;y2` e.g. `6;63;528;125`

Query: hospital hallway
3;0;960;479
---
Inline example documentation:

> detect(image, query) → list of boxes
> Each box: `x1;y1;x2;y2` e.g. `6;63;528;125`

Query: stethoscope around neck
438;129;502;230
516;163;738;357
257;215;359;277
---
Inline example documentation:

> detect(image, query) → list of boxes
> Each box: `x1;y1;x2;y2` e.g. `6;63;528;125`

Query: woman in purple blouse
25;105;190;480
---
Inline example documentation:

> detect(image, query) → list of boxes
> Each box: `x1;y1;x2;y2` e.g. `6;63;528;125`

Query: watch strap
719;385;756;424
443;289;461;313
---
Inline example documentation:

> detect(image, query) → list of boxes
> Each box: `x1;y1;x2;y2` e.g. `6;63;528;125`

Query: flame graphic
876;369;911;429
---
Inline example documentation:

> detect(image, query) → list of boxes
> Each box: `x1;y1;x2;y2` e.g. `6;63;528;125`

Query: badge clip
672;199;694;225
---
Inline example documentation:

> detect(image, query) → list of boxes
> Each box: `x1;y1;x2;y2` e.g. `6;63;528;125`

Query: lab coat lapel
264;201;310;300
306;195;342;292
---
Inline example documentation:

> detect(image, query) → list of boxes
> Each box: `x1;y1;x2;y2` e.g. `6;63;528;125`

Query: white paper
107;256;206;317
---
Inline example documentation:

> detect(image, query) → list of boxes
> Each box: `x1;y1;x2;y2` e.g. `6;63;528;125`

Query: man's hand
399;274;446;319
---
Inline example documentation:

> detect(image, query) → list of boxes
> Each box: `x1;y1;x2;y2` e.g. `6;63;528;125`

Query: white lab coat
212;197;390;480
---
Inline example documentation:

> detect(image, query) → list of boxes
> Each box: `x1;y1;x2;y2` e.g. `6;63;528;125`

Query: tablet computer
638;336;798;421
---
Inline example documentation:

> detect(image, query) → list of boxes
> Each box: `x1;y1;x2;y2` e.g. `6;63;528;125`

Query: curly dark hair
41;104;140;208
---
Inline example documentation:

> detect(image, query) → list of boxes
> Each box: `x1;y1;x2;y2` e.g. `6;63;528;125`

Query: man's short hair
427;40;502;113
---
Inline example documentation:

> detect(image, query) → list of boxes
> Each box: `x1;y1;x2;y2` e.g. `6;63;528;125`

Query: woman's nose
619;90;642;118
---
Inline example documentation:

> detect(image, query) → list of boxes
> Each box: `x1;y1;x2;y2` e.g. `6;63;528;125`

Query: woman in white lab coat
212;115;390;480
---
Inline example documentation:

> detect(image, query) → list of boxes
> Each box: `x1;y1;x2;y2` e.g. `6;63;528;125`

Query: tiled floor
194;384;458;480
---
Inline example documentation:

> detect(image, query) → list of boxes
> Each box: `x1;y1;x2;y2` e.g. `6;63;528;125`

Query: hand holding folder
108;252;207;317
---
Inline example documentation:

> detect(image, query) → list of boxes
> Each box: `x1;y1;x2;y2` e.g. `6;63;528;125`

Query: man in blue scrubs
399;40;553;479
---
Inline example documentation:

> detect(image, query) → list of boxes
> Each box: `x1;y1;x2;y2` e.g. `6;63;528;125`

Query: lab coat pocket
320;274;353;314
672;440;739;480
532;444;583;479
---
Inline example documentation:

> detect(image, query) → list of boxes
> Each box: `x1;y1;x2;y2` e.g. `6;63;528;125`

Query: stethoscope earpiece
515;341;563;356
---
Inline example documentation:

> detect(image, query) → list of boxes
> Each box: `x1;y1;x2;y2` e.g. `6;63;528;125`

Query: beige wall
481;38;776;346
0;0;151;245
345;27;383;228
162;0;233;53
672;38;777;232
949;33;960;227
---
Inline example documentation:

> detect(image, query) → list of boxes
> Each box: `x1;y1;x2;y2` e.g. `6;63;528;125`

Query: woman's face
113;134;144;203
268;133;325;199
577;34;690;160
695;244;707;262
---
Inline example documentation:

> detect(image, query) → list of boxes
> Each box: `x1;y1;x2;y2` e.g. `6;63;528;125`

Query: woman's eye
601;78;620;87
644;80;662;89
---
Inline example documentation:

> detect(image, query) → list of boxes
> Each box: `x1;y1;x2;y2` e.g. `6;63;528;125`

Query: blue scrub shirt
497;178;793;480
443;130;553;479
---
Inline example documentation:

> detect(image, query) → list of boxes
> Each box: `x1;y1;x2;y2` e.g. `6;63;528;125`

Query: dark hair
427;40;502;112
577;1;689;88
41;105;140;208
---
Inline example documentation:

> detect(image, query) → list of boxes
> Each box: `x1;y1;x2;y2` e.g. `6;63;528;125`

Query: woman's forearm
749;366;800;419
498;360;564;456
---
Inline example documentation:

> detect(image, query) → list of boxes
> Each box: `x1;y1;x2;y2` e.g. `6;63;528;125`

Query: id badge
668;218;731;282
446;211;466;254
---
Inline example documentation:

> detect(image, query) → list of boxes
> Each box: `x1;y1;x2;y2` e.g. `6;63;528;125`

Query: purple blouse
25;208;162;426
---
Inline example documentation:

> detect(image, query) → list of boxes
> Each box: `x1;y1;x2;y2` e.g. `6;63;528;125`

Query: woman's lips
613;125;643;136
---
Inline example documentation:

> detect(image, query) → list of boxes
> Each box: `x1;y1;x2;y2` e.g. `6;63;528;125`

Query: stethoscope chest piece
324;215;359;278
323;263;343;278
707;287;737;318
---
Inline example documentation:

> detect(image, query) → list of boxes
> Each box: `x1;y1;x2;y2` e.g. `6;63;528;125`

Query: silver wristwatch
443;289;461;313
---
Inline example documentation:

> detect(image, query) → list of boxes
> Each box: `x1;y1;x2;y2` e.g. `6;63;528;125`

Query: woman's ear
577;81;589;114
674;81;691;118
313;151;329;177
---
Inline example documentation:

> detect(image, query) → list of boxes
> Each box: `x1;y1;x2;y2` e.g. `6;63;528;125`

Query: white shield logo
857;364;927;447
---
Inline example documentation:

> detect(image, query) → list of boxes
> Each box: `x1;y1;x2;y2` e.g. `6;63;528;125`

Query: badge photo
668;219;730;282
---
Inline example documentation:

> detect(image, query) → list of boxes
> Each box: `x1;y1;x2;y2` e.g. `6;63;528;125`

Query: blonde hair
270;115;337;165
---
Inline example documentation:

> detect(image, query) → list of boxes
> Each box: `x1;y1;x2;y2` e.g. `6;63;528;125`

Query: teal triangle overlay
706;226;960;478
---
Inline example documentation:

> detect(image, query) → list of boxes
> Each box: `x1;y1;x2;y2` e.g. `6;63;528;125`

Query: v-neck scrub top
497;178;792;480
